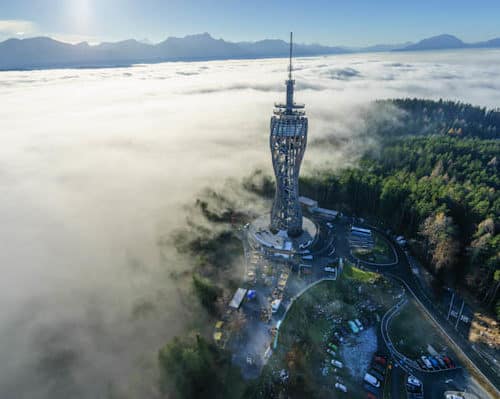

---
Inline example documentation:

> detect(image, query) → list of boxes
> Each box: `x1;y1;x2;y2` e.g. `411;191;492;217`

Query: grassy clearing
253;268;400;398
353;231;396;264
389;299;449;359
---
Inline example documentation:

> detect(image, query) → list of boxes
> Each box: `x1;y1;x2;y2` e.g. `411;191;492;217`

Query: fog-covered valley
0;48;499;398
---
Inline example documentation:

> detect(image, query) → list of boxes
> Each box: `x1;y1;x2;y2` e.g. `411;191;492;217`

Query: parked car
407;375;422;388
326;348;336;357
366;393;378;399
369;368;385;382
334;332;345;343
348;320;359;333
428;357;439;369
437;357;447;369
374;356;387;366
371;362;385;374
364;383;380;395
335;383;347;393
328;343;339;352
443;356;455;368
364;373;380;388
416;359;426;369
354;318;364;330
331;359;343;368
421;356;433;369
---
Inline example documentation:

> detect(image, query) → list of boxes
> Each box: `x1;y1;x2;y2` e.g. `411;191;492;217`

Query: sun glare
67;0;92;31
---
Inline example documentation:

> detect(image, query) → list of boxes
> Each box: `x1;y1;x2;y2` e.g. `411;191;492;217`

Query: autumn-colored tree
420;212;460;277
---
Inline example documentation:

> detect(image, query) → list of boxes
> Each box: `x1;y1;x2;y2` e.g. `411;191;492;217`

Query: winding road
337;221;500;398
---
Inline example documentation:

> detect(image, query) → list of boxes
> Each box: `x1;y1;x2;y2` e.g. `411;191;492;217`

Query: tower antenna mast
285;32;295;112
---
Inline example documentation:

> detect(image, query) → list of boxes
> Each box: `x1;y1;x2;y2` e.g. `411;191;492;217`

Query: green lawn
353;231;396;264
343;263;379;283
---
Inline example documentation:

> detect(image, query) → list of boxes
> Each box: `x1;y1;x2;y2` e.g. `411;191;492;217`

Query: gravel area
341;327;378;379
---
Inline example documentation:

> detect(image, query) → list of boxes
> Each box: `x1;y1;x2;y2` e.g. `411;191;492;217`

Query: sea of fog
0;48;499;398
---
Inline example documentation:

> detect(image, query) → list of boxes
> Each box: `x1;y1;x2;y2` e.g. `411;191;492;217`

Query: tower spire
286;31;294;112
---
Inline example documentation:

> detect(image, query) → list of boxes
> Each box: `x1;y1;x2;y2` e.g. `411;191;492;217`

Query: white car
331;359;343;368
407;375;421;387
364;373;380;388
354;319;364;331
271;299;282;313
421;356;433;369
334;383;347;392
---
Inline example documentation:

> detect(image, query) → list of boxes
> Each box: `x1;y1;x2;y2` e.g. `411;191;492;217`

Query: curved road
336;221;500;396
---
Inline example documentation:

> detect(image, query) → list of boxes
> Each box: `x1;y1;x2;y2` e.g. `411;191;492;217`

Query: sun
67;0;92;31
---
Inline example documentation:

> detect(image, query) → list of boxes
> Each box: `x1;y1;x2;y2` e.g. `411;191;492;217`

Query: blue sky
0;0;499;45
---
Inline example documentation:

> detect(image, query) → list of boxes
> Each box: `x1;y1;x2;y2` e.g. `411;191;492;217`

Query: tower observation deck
269;32;308;237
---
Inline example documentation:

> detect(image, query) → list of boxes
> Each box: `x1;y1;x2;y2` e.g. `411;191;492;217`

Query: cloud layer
0;19;36;39
0;48;499;398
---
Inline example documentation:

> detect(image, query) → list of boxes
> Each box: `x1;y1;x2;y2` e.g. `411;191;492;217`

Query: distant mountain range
396;34;500;51
0;33;499;71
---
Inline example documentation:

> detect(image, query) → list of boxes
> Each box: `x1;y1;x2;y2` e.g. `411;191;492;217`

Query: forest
373;98;499;139
300;98;499;317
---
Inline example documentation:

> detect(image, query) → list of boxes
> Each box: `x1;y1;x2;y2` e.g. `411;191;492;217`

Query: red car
367;393;377;399
374;356;386;366
443;356;455;368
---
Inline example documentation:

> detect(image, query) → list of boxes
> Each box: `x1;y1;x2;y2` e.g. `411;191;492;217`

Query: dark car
371;362;385;374
416;359;426;370
369;368;385;382
364;383;380;396
406;384;420;393
374;356;387;366
437;357;447;369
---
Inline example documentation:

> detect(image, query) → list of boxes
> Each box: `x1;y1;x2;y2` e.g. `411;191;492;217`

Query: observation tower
247;33;316;254
269;32;308;237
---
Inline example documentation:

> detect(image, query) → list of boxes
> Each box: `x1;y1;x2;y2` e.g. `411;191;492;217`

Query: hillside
302;99;500;317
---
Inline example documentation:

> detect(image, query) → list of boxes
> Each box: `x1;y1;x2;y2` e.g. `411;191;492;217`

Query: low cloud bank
0;49;498;398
